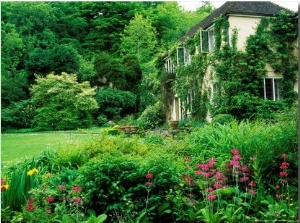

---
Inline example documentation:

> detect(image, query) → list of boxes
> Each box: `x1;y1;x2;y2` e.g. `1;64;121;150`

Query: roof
178;1;295;43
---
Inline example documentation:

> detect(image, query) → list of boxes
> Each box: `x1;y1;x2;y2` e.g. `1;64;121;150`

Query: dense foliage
1;108;298;222
1;2;213;131
30;73;98;131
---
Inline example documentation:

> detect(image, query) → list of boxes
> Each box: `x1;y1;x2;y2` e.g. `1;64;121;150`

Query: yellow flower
27;168;39;176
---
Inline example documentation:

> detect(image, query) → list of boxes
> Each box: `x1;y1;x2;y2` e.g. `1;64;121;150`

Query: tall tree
30;73;98;130
1;22;28;107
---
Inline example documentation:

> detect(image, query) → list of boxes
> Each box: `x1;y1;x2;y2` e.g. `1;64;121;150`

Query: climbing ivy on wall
162;10;297;121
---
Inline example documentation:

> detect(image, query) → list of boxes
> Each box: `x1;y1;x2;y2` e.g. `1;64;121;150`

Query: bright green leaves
30;73;98;130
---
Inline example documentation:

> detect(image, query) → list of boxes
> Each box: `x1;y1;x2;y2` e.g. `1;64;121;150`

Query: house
163;1;298;122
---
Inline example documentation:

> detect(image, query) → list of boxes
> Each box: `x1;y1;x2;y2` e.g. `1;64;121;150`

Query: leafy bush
76;154;181;222
137;102;164;129
30;73;98;131
211;114;234;125
95;88;136;120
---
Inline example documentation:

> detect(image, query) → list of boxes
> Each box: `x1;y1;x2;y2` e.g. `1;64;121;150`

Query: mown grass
1;128;104;163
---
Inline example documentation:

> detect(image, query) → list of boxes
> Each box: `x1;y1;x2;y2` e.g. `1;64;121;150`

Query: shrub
137;102;164;129
211;114;234;125
95;88;136;120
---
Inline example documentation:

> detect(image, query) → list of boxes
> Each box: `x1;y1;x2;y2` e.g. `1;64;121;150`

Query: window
263;78;281;100
177;47;185;65
165;58;174;73
177;46;191;66
201;27;215;53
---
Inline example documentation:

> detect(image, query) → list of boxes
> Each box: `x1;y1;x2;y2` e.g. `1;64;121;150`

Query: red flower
26;204;36;211
145;173;153;179
46;197;55;203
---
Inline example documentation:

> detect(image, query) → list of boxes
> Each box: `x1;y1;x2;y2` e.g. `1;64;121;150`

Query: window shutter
200;30;209;53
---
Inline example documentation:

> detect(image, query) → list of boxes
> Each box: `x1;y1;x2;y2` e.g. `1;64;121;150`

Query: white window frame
263;77;281;101
200;26;215;53
177;46;191;66
165;58;175;73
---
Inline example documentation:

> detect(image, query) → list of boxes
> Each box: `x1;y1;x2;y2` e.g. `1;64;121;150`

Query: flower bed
1;120;298;222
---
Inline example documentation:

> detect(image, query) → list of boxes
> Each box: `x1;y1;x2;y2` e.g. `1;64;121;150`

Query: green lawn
1;129;103;163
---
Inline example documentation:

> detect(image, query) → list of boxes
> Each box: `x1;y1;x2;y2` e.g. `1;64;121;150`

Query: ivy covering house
161;1;298;122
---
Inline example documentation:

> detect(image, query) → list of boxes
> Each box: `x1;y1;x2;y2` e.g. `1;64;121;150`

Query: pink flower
213;182;223;189
280;162;289;169
146;173;153;179
231;149;239;155
202;172;213;178
145;182;153;187
248;181;256;187
276;194;283;199
281;154;288;159
279;171;288;177
207;193;217;200
240;175;249;182
73;197;82;204
187;193;194;197
195;170;203;175
72;186;82;192
46;197;55;203
232;154;241;161
46;209;52;214
230;160;240;168
275;184;280;189
240;165;249;172
208;158;216;167
207;187;214;192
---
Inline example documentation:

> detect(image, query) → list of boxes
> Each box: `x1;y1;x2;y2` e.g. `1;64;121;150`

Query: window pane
265;78;273;100
177;47;184;65
274;79;281;100
201;30;209;53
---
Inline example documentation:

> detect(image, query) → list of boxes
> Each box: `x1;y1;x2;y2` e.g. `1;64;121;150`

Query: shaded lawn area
1;130;101;163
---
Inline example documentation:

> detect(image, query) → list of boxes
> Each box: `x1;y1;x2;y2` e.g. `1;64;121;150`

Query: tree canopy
1;2;213;130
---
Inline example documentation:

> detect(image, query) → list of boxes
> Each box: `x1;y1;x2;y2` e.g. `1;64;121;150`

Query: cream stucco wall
228;15;262;51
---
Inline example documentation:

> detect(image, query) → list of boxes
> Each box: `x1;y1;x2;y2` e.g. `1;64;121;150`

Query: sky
178;1;299;12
